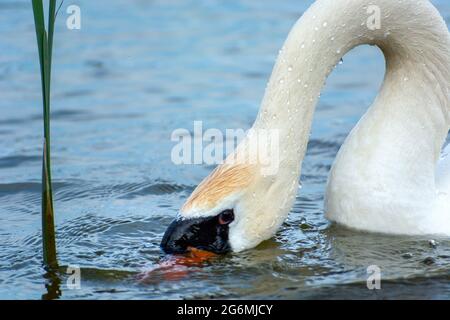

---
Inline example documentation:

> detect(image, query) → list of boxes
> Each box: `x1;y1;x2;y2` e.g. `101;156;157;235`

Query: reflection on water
42;269;62;300
0;0;449;299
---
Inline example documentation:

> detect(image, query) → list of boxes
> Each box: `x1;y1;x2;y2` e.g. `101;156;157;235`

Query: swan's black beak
160;215;232;254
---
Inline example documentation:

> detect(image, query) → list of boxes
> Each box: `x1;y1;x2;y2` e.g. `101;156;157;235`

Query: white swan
161;0;450;254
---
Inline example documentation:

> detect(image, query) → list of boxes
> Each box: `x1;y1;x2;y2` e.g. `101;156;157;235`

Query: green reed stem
32;0;58;269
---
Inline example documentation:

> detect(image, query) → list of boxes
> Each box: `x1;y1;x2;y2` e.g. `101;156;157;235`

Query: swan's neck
251;0;450;196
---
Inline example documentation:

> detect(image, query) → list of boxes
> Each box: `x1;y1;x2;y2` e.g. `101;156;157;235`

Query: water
1;0;450;299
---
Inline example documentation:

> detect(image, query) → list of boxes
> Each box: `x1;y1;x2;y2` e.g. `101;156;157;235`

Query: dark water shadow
42;267;62;300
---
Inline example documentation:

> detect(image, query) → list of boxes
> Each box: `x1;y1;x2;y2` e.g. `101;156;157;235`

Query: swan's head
161;161;297;254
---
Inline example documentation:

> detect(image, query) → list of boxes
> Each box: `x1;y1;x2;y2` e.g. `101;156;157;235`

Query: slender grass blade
32;0;58;269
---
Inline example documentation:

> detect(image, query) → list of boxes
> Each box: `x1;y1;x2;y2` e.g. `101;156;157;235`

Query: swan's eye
218;209;234;225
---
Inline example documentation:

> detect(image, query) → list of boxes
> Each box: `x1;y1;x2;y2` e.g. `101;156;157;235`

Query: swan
161;0;450;254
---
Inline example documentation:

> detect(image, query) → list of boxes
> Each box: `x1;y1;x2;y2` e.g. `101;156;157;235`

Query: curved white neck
251;0;450;190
